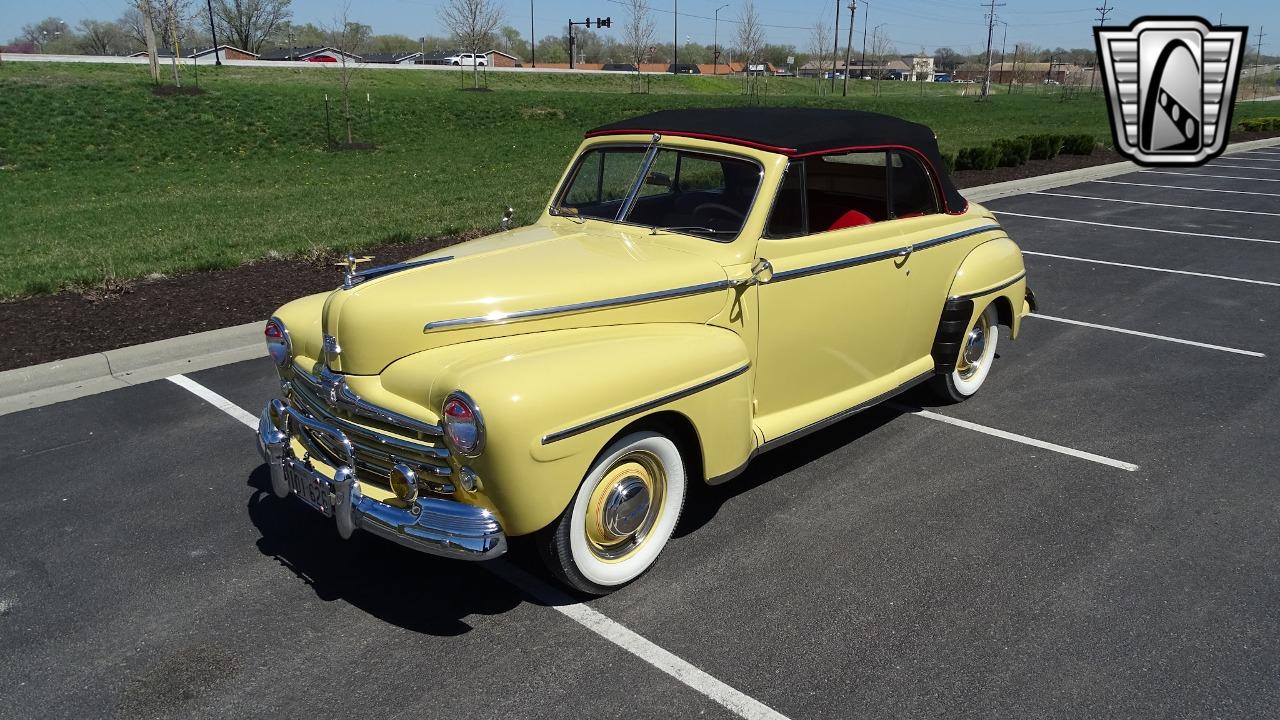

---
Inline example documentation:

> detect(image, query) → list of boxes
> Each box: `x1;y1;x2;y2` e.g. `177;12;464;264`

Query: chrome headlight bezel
265;316;291;367
442;390;485;458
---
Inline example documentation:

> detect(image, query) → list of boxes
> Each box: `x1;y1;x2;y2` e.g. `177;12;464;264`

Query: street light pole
859;1;870;78
713;3;728;76
673;0;678;73
530;0;536;67
829;0;840;92
206;0;220;65
842;0;856;96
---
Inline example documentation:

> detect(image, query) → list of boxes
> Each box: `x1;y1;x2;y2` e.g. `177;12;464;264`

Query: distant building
258;46;362;63
127;45;257;62
953;61;1079;84
361;51;423;65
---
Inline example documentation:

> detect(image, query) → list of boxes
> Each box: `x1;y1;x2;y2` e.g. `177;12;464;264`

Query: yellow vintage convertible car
257;108;1035;594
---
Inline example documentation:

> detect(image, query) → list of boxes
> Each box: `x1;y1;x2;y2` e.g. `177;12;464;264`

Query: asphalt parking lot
3;147;1279;720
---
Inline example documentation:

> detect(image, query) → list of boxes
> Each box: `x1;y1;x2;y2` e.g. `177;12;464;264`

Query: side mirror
500;206;514;230
750;258;774;285
644;171;672;188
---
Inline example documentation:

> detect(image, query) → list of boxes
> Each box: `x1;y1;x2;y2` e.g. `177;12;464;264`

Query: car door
752;151;917;442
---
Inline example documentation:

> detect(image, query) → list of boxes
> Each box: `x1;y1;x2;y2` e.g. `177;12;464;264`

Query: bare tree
808;19;831;94
77;19;128;55
439;0;504;89
736;0;765;84
213;0;292;53
620;0;655;89
134;0;162;83
869;26;892;97
326;8;370;144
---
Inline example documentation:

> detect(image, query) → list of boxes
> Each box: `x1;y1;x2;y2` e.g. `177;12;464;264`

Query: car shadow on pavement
675;405;905;538
244;465;526;636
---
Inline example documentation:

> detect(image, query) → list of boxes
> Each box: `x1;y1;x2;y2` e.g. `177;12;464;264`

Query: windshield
553;146;761;240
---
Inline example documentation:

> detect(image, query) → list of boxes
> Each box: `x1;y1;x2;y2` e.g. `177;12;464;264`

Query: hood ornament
337;254;375;289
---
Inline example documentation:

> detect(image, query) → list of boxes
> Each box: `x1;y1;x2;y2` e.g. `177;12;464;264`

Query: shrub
953;146;997;171
1021;133;1064;160
1061;133;1096;155
1240;116;1280;131
992;138;1031;167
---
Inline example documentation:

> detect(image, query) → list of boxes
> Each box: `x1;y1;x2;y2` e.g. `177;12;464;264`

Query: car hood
320;222;732;375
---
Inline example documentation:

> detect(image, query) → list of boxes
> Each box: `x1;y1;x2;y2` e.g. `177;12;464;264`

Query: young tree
213;0;292;53
134;1;162;83
736;0;765;94
621;0;655;73
326;10;370;144
438;0;503;89
869;26;893;97
808;18;832;94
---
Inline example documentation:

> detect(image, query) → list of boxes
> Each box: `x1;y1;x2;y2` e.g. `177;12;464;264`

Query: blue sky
2;0;1274;56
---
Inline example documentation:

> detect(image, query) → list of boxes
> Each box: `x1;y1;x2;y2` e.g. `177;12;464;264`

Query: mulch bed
4;131;1278;373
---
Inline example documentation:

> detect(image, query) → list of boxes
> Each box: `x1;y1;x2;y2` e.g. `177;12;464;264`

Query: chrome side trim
423;279;733;331
948;270;1028;302
292;364;443;437
758;370;934;453
769;223;1002;283
344;256;454;289
542;363;751;445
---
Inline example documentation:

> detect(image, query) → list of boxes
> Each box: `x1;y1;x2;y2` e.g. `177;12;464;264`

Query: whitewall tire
931;303;999;402
539;430;687;595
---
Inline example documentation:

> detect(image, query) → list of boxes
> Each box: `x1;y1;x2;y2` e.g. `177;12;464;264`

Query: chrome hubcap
584;452;666;562
956;314;991;381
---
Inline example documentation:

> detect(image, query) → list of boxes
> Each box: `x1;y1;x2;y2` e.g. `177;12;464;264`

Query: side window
559;147;647;218
803;151;888;233
891;151;941;218
765;161;806;238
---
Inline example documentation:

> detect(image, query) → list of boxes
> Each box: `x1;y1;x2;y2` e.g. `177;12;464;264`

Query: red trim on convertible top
580;132;969;216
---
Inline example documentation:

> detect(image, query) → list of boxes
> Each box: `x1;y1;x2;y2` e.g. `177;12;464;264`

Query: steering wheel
692;202;745;223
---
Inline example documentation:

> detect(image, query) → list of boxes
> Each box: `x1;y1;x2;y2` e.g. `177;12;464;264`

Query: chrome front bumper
256;399;507;561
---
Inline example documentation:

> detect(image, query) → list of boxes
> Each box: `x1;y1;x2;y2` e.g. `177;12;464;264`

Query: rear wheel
930;303;999;402
539;430;686;595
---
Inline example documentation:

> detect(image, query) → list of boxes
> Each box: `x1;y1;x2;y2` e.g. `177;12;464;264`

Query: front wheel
539;430;687;595
930;303;999;402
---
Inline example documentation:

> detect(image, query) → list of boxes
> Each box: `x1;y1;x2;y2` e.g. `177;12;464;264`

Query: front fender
376;323;754;536
947;236;1029;339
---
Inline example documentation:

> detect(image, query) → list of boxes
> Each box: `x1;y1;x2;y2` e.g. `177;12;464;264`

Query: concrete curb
962;136;1280;203
0;322;263;416
3;137;1278;416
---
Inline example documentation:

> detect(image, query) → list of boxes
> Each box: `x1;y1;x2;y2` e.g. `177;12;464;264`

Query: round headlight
442;391;484;457
265;317;291;367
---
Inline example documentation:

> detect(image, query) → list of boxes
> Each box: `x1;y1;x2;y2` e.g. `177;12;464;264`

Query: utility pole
998;19;1008;91
859;0;870;77
205;0;221;65
530;0;536;67
980;0;1004;98
713;3;728;76
1254;26;1266;100
830;0;840;92
673;0;678;73
1089;0;1112;91
842;0;856;96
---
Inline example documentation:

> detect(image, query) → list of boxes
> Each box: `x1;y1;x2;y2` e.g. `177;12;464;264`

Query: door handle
896;245;914;258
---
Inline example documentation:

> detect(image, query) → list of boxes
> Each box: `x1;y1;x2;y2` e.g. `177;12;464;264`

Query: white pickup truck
444;53;486;66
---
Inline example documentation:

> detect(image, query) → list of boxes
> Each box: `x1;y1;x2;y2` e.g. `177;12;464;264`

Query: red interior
827;209;874;230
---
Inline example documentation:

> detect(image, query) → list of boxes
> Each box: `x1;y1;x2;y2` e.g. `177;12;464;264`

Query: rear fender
945;237;1029;338
377;324;754;536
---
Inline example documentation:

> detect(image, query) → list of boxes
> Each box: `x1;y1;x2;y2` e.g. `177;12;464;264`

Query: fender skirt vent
931;298;975;374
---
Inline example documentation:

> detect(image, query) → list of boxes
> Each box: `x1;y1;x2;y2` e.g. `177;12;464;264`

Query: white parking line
489;562;791;720
166;372;792;720
1207;161;1280;171
166;375;258;429
1022;250;1280;287
1027;313;1266;358
1227;154;1280;163
1030;192;1280;217
1139;170;1280;183
991;211;1280;245
1089;179;1280;197
886;403;1139;471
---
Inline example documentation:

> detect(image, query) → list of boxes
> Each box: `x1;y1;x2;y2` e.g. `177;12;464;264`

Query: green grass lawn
1;61;1277;298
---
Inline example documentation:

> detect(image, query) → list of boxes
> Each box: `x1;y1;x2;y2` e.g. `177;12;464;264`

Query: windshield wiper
649;225;730;236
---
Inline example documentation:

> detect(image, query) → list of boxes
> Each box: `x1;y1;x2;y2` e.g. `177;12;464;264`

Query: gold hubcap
956;312;991;381
584;451;666;562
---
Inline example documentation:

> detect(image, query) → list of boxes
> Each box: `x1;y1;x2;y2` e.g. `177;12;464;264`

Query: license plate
284;460;332;516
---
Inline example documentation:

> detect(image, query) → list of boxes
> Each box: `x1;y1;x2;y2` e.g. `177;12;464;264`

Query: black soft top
587;107;966;213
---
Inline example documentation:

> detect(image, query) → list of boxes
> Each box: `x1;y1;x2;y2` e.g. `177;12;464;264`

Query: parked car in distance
934;73;952;82
444;52;485;66
256;108;1035;595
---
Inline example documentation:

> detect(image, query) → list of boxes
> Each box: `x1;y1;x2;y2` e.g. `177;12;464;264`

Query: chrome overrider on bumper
256;398;507;561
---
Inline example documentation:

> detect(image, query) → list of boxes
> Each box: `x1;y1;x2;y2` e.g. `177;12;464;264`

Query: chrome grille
288;371;454;493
